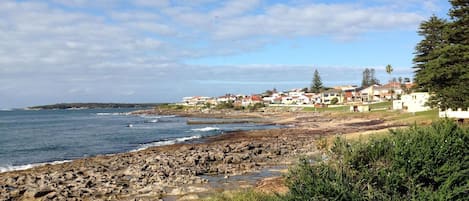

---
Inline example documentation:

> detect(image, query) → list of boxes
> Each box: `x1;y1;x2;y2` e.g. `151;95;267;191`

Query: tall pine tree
310;69;323;93
413;15;447;89
414;1;468;109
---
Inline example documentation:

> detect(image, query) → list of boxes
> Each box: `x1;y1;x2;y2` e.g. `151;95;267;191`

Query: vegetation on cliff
207;120;469;201
284;120;468;200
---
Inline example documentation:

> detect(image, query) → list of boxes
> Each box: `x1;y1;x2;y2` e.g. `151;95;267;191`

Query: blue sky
0;0;451;108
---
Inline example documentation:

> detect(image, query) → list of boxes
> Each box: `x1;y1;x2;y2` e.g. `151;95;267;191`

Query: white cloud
208;4;424;40
0;0;435;108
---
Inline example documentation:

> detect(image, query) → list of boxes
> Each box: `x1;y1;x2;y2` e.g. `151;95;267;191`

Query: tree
310;69;323;93
361;68;370;87
264;89;273;96
361;68;380;88
385;64;394;100
413;15;448;90
413;2;469;109
370;68;379;85
385;64;393;76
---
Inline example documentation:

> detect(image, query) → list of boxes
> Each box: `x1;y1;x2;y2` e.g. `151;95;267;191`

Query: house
288;90;305;97
359;85;376;102
182;96;213;106
393;92;431;112
272;97;282;104
334;85;360;103
250;95;263;104
359;84;388;102
281;96;294;105
262;96;274;105
284;94;311;105
239;95;263;107
294;94;311;105
216;94;236;103
375;82;403;101
320;89;343;104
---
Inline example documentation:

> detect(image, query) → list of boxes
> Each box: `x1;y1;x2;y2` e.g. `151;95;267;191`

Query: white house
292;95;311;105
281;96;294;105
320;89;343;104
359;85;380;102
182;96;212;106
393;92;431;112
288;90;305;97
216;95;236;103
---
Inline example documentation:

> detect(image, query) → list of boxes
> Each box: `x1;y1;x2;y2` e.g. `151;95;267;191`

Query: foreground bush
284;120;469;200
203;189;281;201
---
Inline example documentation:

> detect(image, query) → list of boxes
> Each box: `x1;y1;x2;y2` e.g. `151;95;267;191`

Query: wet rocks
0;127;320;201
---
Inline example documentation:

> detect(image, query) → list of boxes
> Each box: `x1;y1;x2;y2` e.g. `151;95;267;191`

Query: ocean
0;108;279;173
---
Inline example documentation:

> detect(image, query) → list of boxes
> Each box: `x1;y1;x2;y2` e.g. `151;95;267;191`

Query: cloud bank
0;0;443;108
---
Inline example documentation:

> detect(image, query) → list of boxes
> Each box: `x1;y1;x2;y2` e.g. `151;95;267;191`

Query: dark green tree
414;2;469;109
310;69;323;93
413;15;448;90
369;68;379;86
361;68;370;87
361;68;379;88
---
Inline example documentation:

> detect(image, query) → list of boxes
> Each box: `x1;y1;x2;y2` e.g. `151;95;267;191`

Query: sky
0;0;451;108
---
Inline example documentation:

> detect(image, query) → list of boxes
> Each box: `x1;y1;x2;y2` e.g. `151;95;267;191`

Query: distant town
180;80;433;112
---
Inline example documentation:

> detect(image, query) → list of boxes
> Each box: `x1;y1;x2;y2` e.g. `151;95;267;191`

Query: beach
0;108;404;200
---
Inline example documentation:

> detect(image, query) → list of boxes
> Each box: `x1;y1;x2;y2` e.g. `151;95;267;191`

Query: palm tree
385;64;394;101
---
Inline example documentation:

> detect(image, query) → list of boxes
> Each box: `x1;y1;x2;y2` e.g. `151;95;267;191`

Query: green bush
203;189;281;201
284;120;469;201
247;103;265;111
215;101;234;109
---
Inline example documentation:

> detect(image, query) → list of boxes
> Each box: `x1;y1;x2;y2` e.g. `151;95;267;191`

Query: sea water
0;108;279;172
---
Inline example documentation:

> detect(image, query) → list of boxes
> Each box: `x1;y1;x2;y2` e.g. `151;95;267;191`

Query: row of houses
181;81;414;107
180;82;469;120
182;95;264;107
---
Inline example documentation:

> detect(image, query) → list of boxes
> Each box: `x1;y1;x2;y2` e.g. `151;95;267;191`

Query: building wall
401;92;431;113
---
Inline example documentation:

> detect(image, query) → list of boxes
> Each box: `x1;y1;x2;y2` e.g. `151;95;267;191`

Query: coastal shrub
215;101;234;109
247;103;265;111
284;120;469;201
203;189;281;201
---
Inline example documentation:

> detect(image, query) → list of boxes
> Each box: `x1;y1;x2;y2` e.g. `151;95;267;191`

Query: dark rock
34;189;54;198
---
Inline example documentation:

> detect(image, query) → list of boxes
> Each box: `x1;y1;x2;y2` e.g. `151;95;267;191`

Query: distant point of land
28;103;165;110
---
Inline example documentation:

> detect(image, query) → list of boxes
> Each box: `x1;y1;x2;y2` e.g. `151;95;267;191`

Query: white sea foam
132;135;201;152
96;112;130;116
0;160;72;173
191;127;220;132
144;119;159;123
139;115;176;119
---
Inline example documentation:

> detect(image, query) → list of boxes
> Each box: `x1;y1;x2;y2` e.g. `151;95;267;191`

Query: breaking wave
0;160;72;173
132;135;201;152
191;127;221;132
96;112;130;116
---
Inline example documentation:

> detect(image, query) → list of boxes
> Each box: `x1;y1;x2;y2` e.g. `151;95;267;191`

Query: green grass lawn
369;101;391;110
303;102;392;113
303;105;350;112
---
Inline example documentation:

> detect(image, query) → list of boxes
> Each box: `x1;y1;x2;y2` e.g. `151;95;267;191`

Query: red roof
251;95;262;101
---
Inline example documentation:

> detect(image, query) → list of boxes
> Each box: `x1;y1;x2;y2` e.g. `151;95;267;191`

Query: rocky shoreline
0;109;402;200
